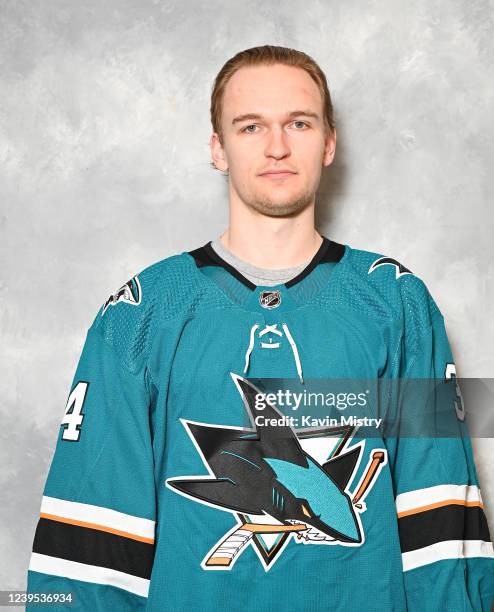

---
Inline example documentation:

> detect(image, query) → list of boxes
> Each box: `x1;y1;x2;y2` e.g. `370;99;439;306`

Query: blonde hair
210;44;335;153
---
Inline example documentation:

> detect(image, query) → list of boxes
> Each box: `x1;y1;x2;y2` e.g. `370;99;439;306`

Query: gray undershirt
210;237;312;286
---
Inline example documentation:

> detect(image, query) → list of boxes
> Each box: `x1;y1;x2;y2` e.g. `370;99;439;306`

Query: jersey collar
188;236;346;291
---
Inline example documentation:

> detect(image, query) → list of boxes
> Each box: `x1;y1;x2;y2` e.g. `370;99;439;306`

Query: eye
301;503;321;519
242;124;258;133
293;121;309;129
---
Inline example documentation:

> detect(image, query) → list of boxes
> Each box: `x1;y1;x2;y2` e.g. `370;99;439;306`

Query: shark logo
166;373;387;571
368;257;412;279
101;275;141;315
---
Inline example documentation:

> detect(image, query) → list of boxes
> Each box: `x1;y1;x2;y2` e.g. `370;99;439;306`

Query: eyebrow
231;110;320;125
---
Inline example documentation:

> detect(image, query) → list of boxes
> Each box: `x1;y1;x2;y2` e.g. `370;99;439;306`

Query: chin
249;199;311;218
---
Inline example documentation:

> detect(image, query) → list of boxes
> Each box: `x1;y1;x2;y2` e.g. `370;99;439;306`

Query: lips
259;170;296;178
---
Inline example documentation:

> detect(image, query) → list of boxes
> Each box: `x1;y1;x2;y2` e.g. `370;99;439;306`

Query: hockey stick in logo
205;522;307;567
204;451;387;567
352;451;386;510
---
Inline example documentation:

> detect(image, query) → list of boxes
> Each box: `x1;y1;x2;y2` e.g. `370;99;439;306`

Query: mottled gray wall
1;0;492;592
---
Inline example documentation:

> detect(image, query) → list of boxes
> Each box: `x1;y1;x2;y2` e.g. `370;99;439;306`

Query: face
210;63;336;218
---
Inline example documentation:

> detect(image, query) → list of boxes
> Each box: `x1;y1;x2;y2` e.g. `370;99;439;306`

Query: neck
220;202;322;269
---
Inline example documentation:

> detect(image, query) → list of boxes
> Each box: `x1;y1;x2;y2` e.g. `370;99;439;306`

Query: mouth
286;519;336;542
259;171;296;179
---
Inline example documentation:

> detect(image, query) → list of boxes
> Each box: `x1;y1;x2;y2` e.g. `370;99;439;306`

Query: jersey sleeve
26;276;157;610
383;282;494;611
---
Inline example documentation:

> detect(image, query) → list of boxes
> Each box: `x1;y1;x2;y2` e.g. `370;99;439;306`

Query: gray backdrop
1;0;492;593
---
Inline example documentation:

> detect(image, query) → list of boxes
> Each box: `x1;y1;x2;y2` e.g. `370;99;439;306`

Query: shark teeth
286;519;336;542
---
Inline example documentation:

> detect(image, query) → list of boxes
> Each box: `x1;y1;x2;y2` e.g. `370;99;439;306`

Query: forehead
222;64;323;119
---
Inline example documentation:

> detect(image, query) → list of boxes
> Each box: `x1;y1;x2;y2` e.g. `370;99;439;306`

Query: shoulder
341;243;443;330
88;250;200;372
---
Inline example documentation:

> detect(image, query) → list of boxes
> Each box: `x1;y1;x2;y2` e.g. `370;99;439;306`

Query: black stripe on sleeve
32;518;155;580
398;504;491;554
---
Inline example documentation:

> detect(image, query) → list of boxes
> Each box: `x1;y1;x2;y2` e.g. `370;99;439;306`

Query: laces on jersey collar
243;322;304;384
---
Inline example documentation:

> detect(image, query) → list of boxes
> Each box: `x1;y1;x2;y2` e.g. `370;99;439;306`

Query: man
27;45;494;610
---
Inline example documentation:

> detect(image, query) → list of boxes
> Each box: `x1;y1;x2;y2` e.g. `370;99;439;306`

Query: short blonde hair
210;44;335;147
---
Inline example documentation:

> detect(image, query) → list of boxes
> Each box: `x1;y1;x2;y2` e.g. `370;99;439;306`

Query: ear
322;127;337;167
210;132;229;172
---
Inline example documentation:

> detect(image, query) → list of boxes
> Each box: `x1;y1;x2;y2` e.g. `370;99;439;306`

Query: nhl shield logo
259;290;281;309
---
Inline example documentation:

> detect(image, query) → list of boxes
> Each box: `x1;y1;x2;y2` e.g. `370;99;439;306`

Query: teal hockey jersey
26;237;494;611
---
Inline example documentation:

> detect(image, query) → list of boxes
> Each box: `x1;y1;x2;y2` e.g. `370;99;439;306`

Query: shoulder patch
368;257;412;279
101;275;142;316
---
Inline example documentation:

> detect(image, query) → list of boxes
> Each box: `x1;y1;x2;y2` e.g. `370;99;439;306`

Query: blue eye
242;121;308;133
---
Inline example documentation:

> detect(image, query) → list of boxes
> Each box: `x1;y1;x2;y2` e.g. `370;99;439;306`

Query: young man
27;45;494;610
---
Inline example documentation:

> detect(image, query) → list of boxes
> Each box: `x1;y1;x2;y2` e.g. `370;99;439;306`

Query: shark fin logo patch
166;373;387;571
368;257;412;279
101;275;141;316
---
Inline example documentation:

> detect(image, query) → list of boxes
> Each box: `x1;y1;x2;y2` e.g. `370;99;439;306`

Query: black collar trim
188;236;346;291
190;241;257;290
285;236;345;287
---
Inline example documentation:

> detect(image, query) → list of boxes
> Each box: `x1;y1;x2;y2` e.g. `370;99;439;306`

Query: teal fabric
26;242;494;611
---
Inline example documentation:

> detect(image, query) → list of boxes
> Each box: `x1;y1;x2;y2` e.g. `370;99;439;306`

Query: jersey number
61;381;89;441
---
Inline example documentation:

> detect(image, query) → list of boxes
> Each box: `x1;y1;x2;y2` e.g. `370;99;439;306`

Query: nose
264;127;291;159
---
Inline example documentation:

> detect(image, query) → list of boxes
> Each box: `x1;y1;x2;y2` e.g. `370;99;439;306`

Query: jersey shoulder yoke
342;244;443;333
88;251;201;373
